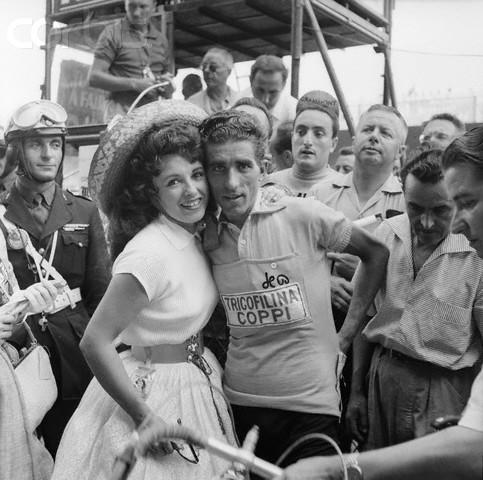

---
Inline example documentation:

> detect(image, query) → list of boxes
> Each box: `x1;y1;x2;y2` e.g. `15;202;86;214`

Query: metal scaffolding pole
383;0;397;106
42;0;54;100
290;0;303;99
384;49;397;108
303;0;355;136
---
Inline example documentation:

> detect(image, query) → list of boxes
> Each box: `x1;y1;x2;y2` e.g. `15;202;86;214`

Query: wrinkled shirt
361;214;483;370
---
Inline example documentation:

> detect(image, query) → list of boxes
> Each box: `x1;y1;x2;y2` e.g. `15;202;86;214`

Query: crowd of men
1;0;482;479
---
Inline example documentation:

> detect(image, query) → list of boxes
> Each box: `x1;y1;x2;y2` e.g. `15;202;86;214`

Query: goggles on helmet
6;100;67;141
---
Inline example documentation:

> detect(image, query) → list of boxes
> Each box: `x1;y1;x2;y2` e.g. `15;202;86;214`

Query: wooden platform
49;0;390;68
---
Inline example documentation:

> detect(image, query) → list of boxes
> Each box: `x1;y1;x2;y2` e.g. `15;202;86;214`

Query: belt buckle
186;335;212;375
388;348;411;361
386;347;401;359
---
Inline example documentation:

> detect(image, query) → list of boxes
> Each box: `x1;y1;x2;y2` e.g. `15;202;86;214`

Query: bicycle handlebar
111;422;285;480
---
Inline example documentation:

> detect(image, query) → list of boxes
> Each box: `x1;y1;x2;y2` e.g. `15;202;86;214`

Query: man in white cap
262;90;342;197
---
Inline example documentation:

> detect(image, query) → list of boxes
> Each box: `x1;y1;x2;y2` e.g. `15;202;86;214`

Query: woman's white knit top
113;215;218;346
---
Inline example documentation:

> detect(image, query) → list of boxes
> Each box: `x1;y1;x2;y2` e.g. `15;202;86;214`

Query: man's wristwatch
344;452;364;480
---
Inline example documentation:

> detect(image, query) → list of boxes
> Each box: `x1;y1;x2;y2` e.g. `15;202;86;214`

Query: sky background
1;0;483;130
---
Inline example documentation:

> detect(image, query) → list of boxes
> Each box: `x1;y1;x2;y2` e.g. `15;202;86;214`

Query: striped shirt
362;214;483;370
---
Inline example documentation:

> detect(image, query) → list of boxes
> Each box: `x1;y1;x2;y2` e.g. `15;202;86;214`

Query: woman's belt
131;333;225;434
131;333;204;364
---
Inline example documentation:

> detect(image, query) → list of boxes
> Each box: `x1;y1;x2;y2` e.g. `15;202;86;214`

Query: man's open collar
217;190;286;234
125;18;159;39
331;172;353;189
332;172;403;194
388;213;474;257
378;174;404;194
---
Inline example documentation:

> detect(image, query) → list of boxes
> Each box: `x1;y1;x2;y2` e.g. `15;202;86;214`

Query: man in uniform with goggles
4;99;111;457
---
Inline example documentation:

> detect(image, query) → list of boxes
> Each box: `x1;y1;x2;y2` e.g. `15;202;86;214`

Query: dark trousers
366;345;478;449
39;398;80;458
333;305;353;452
231;404;339;480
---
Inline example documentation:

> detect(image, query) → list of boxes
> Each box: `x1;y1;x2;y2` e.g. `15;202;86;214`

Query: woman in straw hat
52;100;236;479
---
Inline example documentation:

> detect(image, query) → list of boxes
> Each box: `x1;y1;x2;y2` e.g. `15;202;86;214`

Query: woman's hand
0;313;16;341
261;184;288;203
11;280;61;315
138;414;176;457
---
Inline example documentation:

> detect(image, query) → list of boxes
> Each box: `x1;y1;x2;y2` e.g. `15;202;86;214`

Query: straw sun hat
88;99;208;214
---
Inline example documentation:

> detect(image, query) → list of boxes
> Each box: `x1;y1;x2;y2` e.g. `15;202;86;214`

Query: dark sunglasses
200;63;225;73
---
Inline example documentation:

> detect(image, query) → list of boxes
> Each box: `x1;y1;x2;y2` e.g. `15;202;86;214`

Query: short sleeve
308;198;352;252
93;23;117;65
113;246;167;301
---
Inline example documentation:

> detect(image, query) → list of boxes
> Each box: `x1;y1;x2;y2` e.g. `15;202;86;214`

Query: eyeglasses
173;418;200;464
200;63;226;73
173;441;200;464
11;100;68;130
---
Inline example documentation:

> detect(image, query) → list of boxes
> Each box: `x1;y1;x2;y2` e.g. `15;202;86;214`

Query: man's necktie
30;193;49;230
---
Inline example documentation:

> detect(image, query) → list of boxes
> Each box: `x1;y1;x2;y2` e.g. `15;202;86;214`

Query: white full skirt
52;349;236;480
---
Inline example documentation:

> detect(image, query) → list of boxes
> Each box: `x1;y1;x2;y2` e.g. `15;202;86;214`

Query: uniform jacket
6;184;111;400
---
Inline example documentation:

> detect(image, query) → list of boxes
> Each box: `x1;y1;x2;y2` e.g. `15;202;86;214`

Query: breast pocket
400;298;472;360
58;231;89;284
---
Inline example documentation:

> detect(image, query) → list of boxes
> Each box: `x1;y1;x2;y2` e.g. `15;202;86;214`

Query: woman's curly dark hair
108;121;202;261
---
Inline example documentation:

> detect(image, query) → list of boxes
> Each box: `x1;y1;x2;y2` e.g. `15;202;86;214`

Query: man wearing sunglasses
88;0;174;123
187;47;240;115
3;100;111;457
